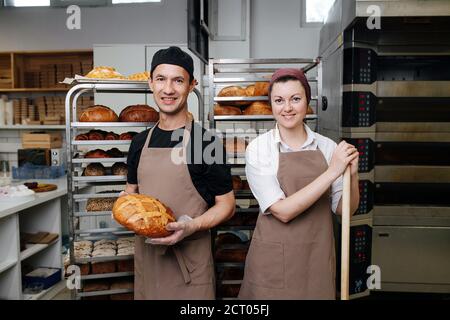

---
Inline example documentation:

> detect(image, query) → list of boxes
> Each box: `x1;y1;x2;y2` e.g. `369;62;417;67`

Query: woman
238;68;360;300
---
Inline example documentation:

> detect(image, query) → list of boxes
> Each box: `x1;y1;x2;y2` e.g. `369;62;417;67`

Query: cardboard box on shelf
22;132;62;148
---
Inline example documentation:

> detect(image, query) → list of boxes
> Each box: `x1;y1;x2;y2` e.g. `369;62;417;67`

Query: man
120;46;235;300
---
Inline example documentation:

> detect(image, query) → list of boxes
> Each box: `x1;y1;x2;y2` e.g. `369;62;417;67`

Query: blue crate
12;163;66;179
23;267;62;290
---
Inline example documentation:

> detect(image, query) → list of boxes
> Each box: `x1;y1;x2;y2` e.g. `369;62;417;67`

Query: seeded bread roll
111;162;128;176
83;163;106;176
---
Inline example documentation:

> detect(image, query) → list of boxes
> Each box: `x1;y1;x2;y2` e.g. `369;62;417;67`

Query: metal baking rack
65;79;204;299
208;58;322;299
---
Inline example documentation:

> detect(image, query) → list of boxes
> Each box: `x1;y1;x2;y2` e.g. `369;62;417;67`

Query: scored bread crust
113;194;176;238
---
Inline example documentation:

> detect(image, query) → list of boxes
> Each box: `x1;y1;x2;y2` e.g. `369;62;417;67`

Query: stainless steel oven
319;0;450;296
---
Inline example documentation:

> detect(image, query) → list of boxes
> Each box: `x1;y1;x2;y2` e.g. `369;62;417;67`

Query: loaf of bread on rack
85;66;125;80
232;176;243;191
215;232;243;248
217;284;241;298
91;261;116;274
119;131;138;140
105;132;119;140
224;137;247;154
86;198;116;212
83;163;106;176
106;148;124;158
85;149;111;158
307;105;314;115
243;101;272;115
127;71;150;81
119;104;159;122
82;280;110;292
214;104;242;116
245;85;255;97
111;162;128;176
75;133;89;140
79;105;119;122
218;267;244;281
217;86;250;107
113;194;176;238
88;130;107;140
254;82;270;96
215;245;248;263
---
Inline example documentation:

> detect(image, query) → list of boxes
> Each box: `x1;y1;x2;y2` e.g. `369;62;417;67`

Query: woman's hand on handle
328;141;359;178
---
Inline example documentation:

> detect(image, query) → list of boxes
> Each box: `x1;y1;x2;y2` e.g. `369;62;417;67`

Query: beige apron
239;149;336;299
135;119;215;300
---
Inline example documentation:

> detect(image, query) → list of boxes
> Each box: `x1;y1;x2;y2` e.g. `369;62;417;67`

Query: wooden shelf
0;88;69;92
0;49;93;94
20;239;58;261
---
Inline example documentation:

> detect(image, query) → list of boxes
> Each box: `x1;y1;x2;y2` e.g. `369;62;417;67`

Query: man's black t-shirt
127;121;232;207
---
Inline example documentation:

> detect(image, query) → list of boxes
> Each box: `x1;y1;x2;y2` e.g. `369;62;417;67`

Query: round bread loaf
105;132;119;140
245;85;255;97
243;101;272;115
106;148;124;158
112;162;128;176
218;86;246;98
232;176;243;191
307;105;314;115
75;133;89;140
79;105;118;122
119;131;138;140
113;194;176;238
85;149;110;158
217;86;249;107
119;104;159;122
215;246;248;263
214;104;242;116
254;82;269;96
88;130;106;140
83;163;106;176
225;138;247;154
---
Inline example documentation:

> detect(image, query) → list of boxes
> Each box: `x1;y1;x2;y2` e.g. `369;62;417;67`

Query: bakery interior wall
0;1;187;51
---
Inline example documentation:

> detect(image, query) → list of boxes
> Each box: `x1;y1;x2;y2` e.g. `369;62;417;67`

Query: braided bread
112;194;176;238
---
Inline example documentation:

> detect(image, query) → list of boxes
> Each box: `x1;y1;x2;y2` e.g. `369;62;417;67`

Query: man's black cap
150;46;194;81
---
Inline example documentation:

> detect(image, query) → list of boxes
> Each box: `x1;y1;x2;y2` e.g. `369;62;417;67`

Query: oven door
372;225;450;293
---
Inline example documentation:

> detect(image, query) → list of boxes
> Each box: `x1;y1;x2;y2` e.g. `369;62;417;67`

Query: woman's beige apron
135;119;215;300
239;149;336;299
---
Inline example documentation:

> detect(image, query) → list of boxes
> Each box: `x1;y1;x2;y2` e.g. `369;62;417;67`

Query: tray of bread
62;67;151;85
71;104;159;128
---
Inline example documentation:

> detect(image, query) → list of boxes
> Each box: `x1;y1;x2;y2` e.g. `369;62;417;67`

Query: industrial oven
319;0;450;297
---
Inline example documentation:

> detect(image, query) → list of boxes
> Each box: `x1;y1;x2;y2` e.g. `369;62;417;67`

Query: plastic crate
12;163;65;179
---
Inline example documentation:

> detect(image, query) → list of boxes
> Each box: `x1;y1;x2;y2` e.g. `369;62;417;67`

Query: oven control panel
337;224;372;295
342;92;376;127
356;180;374;215
344;48;377;85
344;138;374;173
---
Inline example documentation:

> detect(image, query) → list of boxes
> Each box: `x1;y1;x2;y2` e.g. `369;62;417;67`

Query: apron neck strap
144;115;193;149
